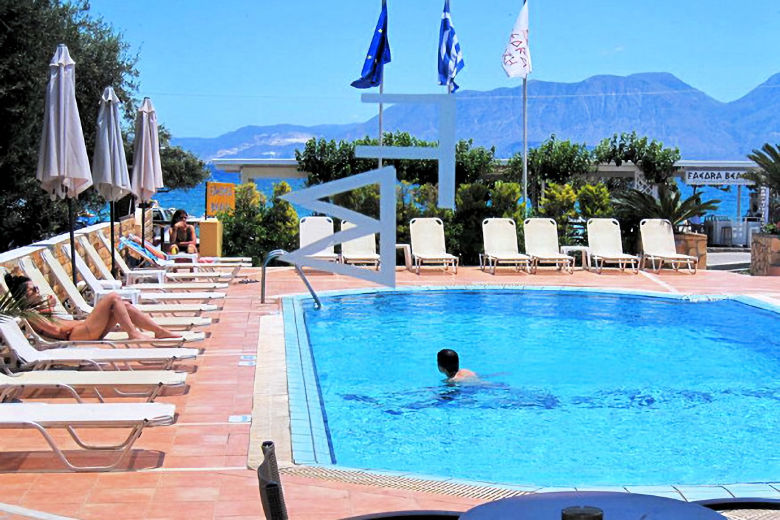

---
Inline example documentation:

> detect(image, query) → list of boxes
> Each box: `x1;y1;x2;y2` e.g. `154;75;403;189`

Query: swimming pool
285;287;780;487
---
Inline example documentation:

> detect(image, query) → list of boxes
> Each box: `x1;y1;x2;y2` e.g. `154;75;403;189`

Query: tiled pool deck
0;266;778;519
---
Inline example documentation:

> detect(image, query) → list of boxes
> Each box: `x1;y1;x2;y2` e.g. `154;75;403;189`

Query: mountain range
173;72;780;161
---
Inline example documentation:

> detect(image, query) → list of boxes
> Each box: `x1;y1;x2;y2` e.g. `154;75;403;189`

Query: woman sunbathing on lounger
4;274;180;341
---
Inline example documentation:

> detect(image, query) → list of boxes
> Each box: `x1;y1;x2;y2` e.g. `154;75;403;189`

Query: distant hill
173;72;780;161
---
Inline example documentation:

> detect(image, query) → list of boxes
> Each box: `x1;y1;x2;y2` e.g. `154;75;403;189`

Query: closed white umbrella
92;86;131;276
36;44;92;284
131;97;164;245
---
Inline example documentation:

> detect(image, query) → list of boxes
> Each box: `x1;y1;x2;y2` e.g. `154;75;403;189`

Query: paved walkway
0;266;777;519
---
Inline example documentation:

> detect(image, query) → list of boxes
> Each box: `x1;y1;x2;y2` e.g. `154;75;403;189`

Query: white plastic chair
481;218;531;274
587;218;640;274
299;216;339;262
340;221;380;269
409;218;458;274
523;218;574;274
640;219;697;273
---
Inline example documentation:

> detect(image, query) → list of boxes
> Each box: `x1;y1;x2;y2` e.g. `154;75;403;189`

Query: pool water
301;289;780;486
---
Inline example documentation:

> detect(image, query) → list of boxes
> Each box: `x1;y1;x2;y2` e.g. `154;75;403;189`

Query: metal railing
261;249;322;309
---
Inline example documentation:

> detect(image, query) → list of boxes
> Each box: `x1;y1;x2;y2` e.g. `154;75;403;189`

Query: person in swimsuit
4;274;180;341
169;209;198;254
437;348;478;382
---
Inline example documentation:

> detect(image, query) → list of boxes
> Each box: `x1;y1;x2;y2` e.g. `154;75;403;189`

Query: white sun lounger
38;248;225;305
339;221;380;269
640;219;698;274
409;218;459;274
481;218;532;274
94;231;232;283
17;256;207;344
523;218;574;274
0;401;175;471
0;370;187;403
587;218;640;274
0;319;199;371
299;216;340;262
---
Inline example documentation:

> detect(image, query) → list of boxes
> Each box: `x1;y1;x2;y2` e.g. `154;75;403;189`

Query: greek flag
351;0;391;89
438;0;464;92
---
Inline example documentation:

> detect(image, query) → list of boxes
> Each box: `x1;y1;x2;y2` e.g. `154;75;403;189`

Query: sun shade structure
587;218;640;274
639;218;698;273
481;218;531;274
36;44;93;285
523;218;574;274
93;86;132;277
409;218;458;274
131;97;164;244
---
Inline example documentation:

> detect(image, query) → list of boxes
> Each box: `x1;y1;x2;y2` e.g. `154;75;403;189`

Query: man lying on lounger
437;349;478;382
5;274;181;341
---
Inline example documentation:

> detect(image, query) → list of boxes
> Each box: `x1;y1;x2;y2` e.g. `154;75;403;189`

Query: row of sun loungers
0;230;243;471
299;216;698;275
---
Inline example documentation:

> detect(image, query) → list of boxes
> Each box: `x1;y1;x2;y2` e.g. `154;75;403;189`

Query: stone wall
675;232;708;270
750;234;780;276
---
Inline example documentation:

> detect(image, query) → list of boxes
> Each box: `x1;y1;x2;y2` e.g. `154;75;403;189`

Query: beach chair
157;228;251;263
339;221;380;269
299;216;340;262
0;401;175;471
639;219;698;274
0;370;186;403
0;319;199;372
409;218;458;274
16;256;207;344
587;218;640;274
523;218;574;274
481;218;531;274
119;236;247;277
64;242;228;293
96;231;233;284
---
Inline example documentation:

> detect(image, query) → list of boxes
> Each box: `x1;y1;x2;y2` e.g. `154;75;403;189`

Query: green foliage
219;182;299;265
540;183;577;240
594;131;681;183
577;183;613;220
0;292;53;322
156;128;210;189
455;139;497;186
452;183;491;265
746;143;780;224
507;135;593;209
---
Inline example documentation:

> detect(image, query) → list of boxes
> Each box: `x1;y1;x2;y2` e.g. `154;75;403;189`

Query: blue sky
89;0;779;138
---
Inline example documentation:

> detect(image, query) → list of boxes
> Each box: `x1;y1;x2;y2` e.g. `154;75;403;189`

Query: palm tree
613;185;720;227
746;143;780;226
0;292;52;322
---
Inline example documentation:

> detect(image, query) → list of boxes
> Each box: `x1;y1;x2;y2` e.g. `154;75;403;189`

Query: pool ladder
261;249;322;309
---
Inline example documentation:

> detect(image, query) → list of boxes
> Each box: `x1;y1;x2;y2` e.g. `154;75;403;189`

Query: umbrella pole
110;200;116;278
68;197;77;286
141;202;146;246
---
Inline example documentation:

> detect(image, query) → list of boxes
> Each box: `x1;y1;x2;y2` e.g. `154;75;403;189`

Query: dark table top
459;492;725;520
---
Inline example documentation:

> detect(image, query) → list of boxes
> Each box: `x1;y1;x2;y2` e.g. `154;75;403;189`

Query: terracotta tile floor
0;266;778;519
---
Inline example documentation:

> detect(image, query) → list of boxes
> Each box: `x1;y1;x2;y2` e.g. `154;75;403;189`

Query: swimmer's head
437;348;459;378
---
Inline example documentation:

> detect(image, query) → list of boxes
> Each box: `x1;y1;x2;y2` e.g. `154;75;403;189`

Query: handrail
261;249;322;309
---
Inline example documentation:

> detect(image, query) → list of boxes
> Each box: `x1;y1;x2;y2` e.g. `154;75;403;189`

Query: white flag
502;0;532;78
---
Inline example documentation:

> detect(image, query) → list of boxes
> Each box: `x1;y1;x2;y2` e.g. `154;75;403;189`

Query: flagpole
378;79;384;168
522;77;528;215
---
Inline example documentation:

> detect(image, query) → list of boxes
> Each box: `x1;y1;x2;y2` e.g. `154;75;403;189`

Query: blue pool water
300;289;780;486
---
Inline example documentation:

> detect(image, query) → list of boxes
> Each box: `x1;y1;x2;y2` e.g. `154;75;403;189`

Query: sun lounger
149;235;250;263
64;242;228;293
0;370;186;403
0;401;175;471
639;219;698;273
587;218;640;274
339;221;380;269
409;218;459;274
0;319;199;371
299;216;340;262
481;218;531;274
16;257;207;345
523;218;574;274
95;231;232;283
120;234;249;274
38;248;225;306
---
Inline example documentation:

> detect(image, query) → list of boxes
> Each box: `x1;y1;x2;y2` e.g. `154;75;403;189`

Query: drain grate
280;465;531;500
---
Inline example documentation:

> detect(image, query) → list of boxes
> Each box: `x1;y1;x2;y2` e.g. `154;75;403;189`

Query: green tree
594;131;681;184
507;135;593;210
219;183;267;263
156;127;210;189
0;1;207;250
746;143;780;224
539;182;578;242
452;183;491;264
577;183;613;220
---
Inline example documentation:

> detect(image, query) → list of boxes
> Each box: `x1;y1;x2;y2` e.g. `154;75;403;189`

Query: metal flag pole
522;77;528;215
378;79;384;168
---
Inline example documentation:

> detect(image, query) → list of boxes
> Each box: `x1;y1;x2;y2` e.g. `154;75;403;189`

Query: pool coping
281;285;780;501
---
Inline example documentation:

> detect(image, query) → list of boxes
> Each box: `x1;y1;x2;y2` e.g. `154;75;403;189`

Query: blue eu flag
351;1;391;89
438;0;464;92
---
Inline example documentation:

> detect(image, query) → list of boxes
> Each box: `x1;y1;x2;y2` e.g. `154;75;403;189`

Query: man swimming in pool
437;348;477;382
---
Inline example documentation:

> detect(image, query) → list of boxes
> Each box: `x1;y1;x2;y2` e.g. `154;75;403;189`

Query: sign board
685;169;755;186
205;182;235;216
